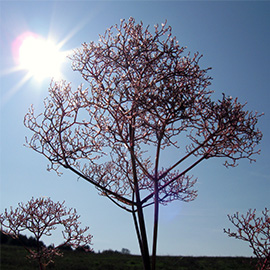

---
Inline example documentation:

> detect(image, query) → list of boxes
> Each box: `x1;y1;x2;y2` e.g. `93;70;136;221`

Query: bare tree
224;208;270;270
24;18;262;270
0;197;93;270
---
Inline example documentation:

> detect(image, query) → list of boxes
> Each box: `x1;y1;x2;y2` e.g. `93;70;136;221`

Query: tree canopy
24;18;262;270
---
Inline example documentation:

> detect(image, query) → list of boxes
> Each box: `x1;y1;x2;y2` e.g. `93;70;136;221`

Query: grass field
0;244;256;270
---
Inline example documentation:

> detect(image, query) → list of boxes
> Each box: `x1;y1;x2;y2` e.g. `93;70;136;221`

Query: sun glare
3;22;87;105
13;32;66;81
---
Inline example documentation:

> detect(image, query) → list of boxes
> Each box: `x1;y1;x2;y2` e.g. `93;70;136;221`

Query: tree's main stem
151;132;163;270
136;202;151;270
151;178;159;270
129;120;151;270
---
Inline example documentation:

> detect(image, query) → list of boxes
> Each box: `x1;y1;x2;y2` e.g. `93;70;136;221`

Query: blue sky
0;1;269;257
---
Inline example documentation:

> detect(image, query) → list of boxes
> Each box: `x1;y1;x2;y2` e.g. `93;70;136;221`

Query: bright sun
14;32;66;81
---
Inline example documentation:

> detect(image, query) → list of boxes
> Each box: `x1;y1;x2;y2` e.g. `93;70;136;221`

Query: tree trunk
136;203;151;270
151;178;159;270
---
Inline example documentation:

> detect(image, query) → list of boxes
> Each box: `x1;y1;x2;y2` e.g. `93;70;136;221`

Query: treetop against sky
0;1;269;258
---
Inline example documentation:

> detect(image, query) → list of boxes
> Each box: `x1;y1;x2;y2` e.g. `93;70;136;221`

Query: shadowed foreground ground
0;244;255;270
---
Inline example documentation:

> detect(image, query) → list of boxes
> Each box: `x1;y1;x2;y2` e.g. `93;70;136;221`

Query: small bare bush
0;197;93;270
224;208;270;270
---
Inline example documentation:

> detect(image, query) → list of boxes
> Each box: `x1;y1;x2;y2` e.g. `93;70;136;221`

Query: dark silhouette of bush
102;249;120;255
58;243;73;251
0;231;8;244
121;248;131;255
76;245;94;252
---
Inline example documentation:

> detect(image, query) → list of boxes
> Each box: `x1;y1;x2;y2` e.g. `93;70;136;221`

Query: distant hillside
0;231;45;248
0;244;256;270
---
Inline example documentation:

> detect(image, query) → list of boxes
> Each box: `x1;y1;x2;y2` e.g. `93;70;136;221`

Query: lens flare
12;32;66;81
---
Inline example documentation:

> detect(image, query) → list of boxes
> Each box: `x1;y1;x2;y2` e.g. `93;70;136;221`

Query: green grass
0;244;256;270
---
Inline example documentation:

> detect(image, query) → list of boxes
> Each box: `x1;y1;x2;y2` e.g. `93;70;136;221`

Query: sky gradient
0;1;269;257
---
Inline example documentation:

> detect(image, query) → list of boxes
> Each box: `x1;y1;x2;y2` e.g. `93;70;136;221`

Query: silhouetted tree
0;197;93;270
224;208;270;270
102;249;120;255
121;248;131;255
58;243;73;251
76;245;93;252
24;18;262;270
